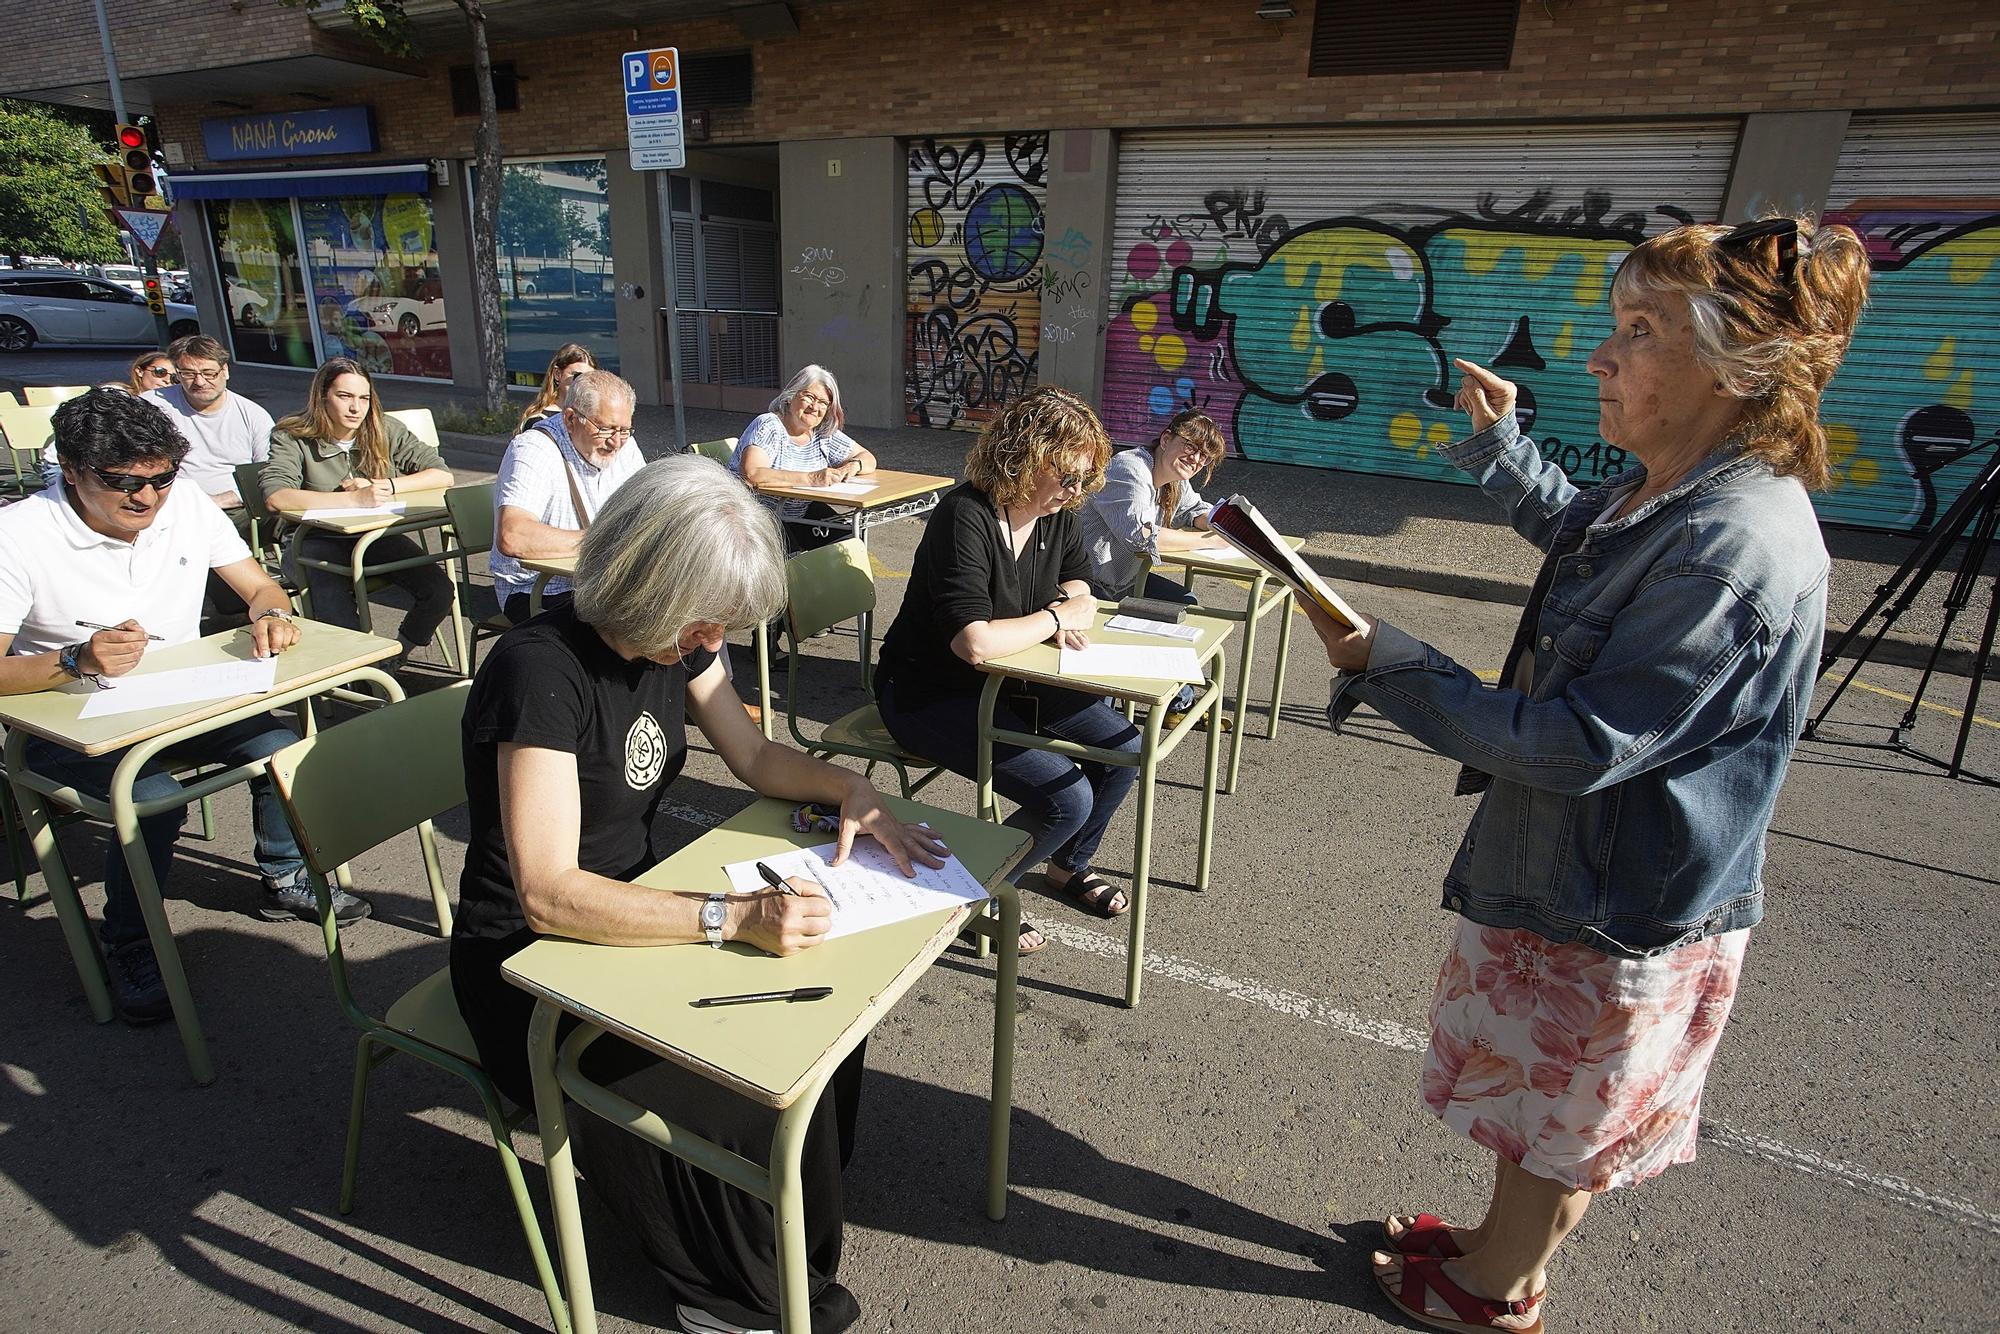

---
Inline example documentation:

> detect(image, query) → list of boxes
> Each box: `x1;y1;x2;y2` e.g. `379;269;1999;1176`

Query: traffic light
92;162;132;208
143;274;166;316
114;123;159;201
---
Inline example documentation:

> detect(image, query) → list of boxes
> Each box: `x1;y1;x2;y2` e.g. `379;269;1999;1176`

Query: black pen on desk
755;861;800;896
75;620;164;642
691;987;833;1008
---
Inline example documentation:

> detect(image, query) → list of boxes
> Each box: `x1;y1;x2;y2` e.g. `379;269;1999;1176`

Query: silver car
0;270;200;352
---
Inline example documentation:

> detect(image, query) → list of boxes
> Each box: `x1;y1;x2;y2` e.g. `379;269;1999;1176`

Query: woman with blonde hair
261;357;456;663
1304;216;1871;1333
874;387;1139;950
516;341;597;432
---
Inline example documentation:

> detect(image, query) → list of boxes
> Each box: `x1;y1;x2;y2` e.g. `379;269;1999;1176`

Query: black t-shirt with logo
453;603;717;944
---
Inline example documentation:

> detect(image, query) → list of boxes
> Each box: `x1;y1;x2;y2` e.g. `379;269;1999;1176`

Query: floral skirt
1422;919;1749;1193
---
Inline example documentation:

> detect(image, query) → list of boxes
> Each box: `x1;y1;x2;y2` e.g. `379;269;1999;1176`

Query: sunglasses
89;465;179;495
1718;217;1799;284
142;365;173;380
1054;471;1088;492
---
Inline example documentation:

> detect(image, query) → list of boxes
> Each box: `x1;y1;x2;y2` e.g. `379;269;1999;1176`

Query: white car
0;270;200;351
345;291;446;338
224;276;269;324
95;264;148;295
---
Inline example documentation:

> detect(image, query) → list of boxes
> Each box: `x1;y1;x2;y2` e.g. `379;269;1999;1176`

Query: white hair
769;364;844;437
572;456;786;656
563;368;636;420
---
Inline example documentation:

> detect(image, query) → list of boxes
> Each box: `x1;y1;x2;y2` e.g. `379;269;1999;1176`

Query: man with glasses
490;369;644;623
142;334;275;515
0;389;369;1025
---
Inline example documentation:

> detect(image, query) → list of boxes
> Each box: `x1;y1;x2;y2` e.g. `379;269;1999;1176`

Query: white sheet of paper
1104;614;1202;641
78;657;279;719
1187;544;1244;561
797;481;878;496
308;502;408;519
1059;643;1203;682
722;839;988;940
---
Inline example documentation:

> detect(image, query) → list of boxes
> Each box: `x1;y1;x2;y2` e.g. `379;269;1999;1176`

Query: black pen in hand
755;861;801;896
76;620;165;642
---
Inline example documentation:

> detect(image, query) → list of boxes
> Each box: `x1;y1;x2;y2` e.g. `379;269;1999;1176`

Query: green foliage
497;166;591;257
0;100;127;265
433;403;519;437
277;0;416;57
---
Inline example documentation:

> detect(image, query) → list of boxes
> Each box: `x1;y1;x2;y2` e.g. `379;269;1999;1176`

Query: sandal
1059;870;1128;918
1373;1254;1544;1334
1018;920;1048;954
1385;1212;1464;1258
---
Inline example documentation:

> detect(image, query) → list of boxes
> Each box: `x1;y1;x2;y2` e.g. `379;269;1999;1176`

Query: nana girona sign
200;106;376;162
1105;186;2000;534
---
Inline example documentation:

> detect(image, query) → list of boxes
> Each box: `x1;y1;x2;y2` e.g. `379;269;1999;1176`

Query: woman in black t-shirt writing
451;456;945;1334
874;387;1143;954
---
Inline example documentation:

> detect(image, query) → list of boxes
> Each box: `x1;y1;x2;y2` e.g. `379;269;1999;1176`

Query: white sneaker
675;1303;775;1334
672;1304;764;1334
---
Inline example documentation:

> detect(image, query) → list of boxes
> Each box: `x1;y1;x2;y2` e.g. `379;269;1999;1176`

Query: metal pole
663;172;690;454
92;0;172;350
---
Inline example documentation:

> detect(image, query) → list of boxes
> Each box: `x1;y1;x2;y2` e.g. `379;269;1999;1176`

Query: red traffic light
143;277;161;294
116;123;147;151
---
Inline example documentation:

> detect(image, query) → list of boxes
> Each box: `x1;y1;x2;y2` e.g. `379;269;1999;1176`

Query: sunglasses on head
89;465;179;494
1718;217;1799;284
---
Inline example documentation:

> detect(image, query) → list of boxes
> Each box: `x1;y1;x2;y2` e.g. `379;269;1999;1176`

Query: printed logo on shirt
625;711;666;790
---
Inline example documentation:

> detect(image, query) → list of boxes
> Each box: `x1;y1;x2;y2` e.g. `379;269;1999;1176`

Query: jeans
877;677;1141;881
25;715;307;947
501;590;571;625
294;530;455;648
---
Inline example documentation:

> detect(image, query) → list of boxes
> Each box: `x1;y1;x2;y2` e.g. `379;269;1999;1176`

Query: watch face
701;897;726;929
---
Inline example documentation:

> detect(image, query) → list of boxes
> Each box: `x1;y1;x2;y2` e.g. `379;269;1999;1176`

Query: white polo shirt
0;481;251;658
142;386;275;500
489;421;644;605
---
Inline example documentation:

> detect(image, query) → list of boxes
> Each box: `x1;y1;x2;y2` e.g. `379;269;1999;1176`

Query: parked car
522;266;606;296
93;264;149;295
0;270;199;351
225;276;269;324
345;278;446;337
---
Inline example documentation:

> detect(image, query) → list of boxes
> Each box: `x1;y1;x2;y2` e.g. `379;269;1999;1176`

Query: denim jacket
1330;416;1828;958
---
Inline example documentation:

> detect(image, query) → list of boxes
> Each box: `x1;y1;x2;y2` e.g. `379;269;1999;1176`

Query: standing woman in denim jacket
1306;217;1871;1334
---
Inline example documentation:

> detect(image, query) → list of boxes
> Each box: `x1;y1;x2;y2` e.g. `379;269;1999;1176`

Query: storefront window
299;193;452;380
498;158;616;382
206;198;314;370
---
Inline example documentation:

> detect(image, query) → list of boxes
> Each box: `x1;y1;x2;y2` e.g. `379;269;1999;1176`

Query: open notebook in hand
1205;494;1362;628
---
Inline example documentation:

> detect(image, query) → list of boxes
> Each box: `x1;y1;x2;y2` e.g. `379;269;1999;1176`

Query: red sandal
1373;1254;1544;1334
1385;1212;1464;1258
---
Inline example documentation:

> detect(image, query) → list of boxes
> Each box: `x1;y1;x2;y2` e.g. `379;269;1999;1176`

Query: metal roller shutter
904;134;1048;430
1103;123;1734;493
1822;114;2000;533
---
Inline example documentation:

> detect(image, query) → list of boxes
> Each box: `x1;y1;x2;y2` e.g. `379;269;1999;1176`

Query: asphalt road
0;477;1992;1333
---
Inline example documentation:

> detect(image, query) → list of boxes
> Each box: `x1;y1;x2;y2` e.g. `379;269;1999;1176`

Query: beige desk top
978;609;1234;705
520;554;576;577
751;469;954;512
503;795;1029;1109
0;623;399;756
273;487;452;535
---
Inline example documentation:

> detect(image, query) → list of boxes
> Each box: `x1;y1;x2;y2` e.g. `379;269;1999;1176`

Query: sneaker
105;938;172;1026
675;1304;775;1334
259;871;372;925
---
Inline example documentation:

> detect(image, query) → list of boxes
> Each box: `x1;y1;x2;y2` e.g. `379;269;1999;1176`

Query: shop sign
201;106;376;162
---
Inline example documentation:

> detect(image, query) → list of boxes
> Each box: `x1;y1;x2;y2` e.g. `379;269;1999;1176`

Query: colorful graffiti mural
905;134;1047;429
1104;194;2000;532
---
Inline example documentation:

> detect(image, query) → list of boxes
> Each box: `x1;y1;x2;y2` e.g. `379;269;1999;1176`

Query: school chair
689;436;737;466
383;406;440;451
0;403;56;500
441;481;513;675
769;539;942;797
264;682;570;1334
20;385;89;407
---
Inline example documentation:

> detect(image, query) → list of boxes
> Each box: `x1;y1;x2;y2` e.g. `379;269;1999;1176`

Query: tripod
1805;439;2000;784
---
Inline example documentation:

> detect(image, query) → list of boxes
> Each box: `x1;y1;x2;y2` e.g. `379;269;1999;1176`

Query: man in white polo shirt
0;389;370;1026
142;333;275;513
489;368;644;623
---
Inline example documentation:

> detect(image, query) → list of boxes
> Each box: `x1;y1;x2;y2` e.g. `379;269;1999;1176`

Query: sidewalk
9;359;1993;675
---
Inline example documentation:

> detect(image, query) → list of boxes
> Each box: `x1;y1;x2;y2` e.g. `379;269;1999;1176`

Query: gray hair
769;364;844;437
564;368;636;420
572;456;786;656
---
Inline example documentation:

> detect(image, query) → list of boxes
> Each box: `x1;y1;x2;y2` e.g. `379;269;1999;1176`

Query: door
1103;121;1736;488
15;279;96;341
81;279;152;342
666;176;781;412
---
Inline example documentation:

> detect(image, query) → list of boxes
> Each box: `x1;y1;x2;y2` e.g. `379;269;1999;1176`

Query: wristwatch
700;893;728;948
255;608;294;622
57;642;105;688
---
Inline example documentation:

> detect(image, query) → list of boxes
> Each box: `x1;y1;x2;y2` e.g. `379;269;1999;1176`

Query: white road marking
653;799;2000;1237
1036;918;2000;1238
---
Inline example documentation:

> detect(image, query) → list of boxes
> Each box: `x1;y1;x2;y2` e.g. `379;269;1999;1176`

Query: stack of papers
78;658;279;719
722;839;989;940
310;502;408;519
1059;643;1203;682
1104;615;1202;642
799;481;879;497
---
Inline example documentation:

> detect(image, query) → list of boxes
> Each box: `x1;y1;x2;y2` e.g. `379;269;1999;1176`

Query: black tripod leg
1947;574;1999;780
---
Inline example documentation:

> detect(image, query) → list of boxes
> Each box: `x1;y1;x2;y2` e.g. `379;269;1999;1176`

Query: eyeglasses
142;365;173;380
571;412;633;443
89;465;178;494
175;367;224;383
1718;217;1799;284
796;392;830;410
